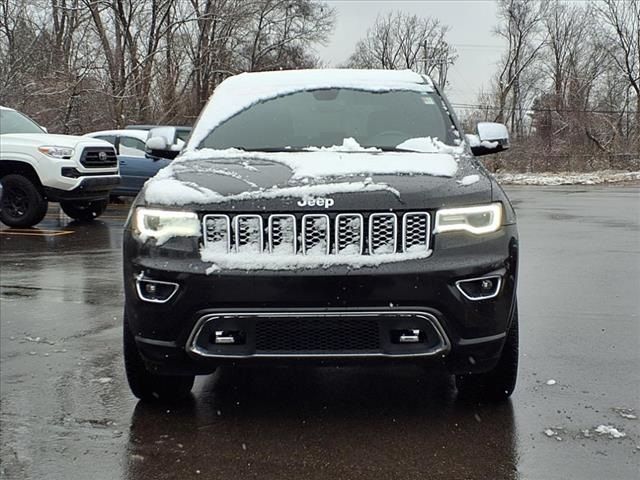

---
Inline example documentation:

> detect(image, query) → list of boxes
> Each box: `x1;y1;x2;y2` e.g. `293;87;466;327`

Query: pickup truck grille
79;147;117;168
202;212;431;255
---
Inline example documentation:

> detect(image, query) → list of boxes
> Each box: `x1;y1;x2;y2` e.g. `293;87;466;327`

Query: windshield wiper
230;147;308;153
369;146;417;152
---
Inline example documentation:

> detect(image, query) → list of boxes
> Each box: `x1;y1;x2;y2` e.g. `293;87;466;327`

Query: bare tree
345;11;457;88
493;0;547;138
596;0;640;135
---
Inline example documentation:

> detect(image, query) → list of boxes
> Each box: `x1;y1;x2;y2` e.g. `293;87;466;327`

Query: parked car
0;106;119;226
84;129;173;197
122;69;518;404
124;124;192;143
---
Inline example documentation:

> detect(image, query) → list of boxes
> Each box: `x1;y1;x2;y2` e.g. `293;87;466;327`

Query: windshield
198;89;457;151
0;109;45;135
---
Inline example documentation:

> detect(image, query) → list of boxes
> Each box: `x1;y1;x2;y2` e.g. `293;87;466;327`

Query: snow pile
396;137;462;154
178;145;460;182
145;173;400;207
305;137;381;152
496;170;640;185
457;174;480;186
188;69;433;149
201;249;432;272
613;408;637;420
594;425;626;439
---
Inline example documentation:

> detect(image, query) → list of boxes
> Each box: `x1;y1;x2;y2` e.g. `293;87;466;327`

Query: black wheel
0;174;48;227
456;303;519;402
60;199;108;222
123;312;194;403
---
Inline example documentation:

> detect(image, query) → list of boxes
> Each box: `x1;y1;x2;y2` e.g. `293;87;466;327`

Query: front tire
60;199;108;222
0;174;48;227
456;303;519;402
123;313;195;403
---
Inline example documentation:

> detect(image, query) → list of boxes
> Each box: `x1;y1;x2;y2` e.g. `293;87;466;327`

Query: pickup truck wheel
60;199;108;222
123;314;194;403
456;303;519;402
0;174;48;227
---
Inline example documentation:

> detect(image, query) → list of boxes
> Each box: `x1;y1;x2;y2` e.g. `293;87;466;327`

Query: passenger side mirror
467;122;509;157
145;127;181;160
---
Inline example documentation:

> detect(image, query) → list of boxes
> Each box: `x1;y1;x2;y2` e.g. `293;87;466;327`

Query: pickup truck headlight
38;146;74;159
134;208;200;244
434;203;502;235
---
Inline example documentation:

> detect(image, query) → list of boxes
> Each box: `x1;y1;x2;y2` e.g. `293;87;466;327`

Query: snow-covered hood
141;149;492;211
1;133;112;148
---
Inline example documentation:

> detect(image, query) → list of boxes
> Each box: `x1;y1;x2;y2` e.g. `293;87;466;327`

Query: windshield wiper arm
230;147;308;153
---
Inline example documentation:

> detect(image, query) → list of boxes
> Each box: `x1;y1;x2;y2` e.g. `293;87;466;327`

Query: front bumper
44;176;120;202
123;225;518;375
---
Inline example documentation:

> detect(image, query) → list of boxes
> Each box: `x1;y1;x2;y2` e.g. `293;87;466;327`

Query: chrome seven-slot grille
202;212;431;256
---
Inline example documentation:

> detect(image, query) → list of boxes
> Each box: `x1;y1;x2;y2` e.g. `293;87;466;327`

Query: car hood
0;133;112;148
141;150;492;211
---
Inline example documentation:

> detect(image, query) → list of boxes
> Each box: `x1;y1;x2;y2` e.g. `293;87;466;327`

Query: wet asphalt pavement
1;186;639;480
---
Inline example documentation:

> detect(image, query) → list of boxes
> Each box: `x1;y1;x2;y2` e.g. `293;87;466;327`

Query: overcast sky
314;0;506;107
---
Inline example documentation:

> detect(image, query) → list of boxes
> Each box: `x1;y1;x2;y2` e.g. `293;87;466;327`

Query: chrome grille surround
301;214;330;255
402;212;431;252
200;212;432;257
268;214;297;254
202;214;231;252
335;213;364;255
233;215;263;253
368;213;398;254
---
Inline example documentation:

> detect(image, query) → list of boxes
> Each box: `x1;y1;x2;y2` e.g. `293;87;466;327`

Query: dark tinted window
199;89;455;150
95;135;116;145
0;109;44;135
120;136;146;152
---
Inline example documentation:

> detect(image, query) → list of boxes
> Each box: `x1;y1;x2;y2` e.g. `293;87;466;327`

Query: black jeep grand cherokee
123;69;518;403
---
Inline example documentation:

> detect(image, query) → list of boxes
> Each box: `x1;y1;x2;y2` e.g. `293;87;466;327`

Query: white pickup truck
0;106;120;227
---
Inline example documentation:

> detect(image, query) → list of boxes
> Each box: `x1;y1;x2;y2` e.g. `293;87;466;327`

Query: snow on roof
187;69;434;149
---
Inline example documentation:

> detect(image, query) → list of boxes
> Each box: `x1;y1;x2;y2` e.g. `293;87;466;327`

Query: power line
450;103;637;115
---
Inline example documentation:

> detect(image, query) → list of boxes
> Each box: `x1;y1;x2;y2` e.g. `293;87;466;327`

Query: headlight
434;203;502;235
134;208;200;244
38;146;74;159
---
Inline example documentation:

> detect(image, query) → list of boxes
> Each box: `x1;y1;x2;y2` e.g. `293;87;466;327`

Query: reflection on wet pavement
1;188;639;480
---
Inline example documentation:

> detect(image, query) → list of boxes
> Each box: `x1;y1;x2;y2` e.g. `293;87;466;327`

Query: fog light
135;275;179;303
481;279;494;291
456;275;502;301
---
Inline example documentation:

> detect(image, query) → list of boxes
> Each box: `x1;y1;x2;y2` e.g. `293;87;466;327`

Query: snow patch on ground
201;250;432;272
594;425;626;438
495;170;640;185
546;379;557;385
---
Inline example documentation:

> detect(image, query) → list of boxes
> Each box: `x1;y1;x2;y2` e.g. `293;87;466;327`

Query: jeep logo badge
297;197;335;208
98;151;108;161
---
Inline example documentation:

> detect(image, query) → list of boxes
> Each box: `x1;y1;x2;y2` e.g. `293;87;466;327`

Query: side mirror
145;127;182;159
145;136;180;160
146;136;168;151
468;122;509;156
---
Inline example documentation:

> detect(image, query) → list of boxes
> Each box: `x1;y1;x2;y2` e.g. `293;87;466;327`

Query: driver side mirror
467;122;509;157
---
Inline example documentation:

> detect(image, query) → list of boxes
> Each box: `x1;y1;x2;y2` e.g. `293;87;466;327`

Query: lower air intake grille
255;317;380;353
